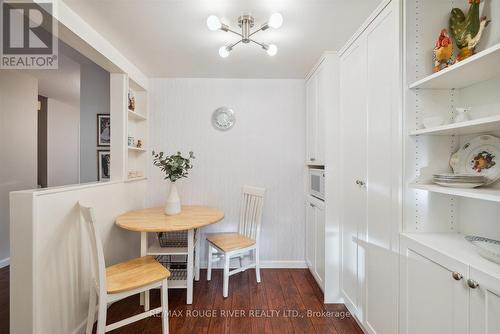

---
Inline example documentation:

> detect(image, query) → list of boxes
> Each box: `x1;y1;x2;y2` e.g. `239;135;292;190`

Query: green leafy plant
152;150;195;182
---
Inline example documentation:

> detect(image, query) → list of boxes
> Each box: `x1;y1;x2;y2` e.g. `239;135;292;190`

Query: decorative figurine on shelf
433;29;454;72
449;0;490;63
136;139;143;149
128;90;136;111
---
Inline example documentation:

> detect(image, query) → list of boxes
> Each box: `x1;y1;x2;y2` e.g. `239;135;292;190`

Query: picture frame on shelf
97;150;110;181
97;114;110;146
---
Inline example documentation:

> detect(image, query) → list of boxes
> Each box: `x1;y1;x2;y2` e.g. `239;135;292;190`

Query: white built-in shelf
128;109;147;121
147;239;188;256
410;114;500;136
128;146;147;152
409;43;500;89
401;233;500;280
409;183;500;203
168;279;187;289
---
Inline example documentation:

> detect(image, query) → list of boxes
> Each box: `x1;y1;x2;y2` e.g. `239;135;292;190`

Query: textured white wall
148;78;306;266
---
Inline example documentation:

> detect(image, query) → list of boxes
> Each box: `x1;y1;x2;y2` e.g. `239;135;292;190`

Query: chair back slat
238;186;265;241
79;202;107;295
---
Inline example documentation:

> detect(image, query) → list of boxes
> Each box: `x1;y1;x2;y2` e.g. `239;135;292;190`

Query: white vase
164;182;181;215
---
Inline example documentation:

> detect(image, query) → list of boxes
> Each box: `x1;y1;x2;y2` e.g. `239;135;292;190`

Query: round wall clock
212;107;235;131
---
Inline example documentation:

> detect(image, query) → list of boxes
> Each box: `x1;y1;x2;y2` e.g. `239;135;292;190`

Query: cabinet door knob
452;272;463;281
356;180;365;186
310;158;316;161
467;279;479;289
310;203;315;208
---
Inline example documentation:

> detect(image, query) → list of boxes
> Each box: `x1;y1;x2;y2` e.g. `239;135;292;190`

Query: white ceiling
63;0;381;78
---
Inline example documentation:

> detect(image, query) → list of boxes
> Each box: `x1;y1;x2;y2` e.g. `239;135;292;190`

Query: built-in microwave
309;168;325;201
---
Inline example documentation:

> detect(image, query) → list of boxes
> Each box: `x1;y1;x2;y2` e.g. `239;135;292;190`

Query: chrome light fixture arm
249;38;267;50
225;27;243;38
229;39;242;49
207;13;282;57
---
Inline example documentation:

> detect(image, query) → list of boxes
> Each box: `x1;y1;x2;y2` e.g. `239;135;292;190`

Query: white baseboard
0;257;9;269
259;260;308;268
200;260;307;269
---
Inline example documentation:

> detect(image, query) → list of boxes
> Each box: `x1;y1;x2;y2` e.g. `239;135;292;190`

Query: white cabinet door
400;241;469;334
314;200;325;290
316;62;327;165
469;268;500;334
340;36;367;319
364;2;400;333
305;198;315;268
306;74;318;164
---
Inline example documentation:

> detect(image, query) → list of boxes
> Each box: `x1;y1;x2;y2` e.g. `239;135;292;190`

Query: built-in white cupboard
400;234;500;334
304;52;339;302
469;268;500;334
339;34;367;320
306;73;319;164
306;57;330;165
339;1;401;333
305;195;325;290
401;0;500;333
400;235;469;334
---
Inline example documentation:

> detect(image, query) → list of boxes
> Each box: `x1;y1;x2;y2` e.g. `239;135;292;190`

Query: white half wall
10;180;147;334
0;71;38;266
47;98;80;187
148;78;306;266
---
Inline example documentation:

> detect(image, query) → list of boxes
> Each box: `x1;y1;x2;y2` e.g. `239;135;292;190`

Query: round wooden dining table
116;206;224;305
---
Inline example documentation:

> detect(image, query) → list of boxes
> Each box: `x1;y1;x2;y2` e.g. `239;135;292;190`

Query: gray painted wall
80;64;110;183
0;72;38;265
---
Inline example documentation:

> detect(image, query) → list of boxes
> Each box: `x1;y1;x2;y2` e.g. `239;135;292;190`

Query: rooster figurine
449;0;490;62
433;29;453;72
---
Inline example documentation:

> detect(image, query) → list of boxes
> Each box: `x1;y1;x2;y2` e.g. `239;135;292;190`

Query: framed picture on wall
97;150;110;181
97;114;110;146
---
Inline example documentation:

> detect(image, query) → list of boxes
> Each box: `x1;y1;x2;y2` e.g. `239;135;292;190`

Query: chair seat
206;233;256;253
106;256;170;294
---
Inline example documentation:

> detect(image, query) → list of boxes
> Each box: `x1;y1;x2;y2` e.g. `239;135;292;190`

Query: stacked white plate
433;173;487;188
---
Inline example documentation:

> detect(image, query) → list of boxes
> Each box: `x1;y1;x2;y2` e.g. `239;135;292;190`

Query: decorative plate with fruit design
450;135;500;185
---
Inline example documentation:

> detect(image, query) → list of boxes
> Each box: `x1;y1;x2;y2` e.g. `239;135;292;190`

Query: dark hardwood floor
0;267;363;334
0;266;9;334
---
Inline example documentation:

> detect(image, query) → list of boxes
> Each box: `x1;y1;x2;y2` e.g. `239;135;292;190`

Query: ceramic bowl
465;235;500;265
423;116;446;129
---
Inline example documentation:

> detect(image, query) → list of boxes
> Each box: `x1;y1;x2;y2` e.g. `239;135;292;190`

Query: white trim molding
0;257;10;269
201;260;307;269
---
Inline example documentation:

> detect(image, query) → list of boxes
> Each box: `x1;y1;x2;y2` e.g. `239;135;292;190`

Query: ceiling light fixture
207;13;283;58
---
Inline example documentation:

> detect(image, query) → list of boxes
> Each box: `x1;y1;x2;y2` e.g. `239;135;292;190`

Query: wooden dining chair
79;202;171;334
206;186;265;297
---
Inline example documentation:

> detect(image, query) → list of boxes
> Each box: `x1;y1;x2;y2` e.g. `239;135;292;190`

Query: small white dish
465;235;500;265
454;107;471;123
434;181;484;188
423;116;446;129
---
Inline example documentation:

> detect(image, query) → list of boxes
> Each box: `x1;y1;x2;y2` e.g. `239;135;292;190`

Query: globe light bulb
268;13;283;29
219;46;231;58
266;44;278;56
207;15;222;31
